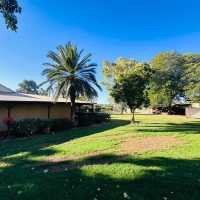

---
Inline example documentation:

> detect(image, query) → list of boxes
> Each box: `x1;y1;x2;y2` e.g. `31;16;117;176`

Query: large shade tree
148;52;186;112
0;0;21;31
42;42;102;123
183;54;200;102
148;52;200;111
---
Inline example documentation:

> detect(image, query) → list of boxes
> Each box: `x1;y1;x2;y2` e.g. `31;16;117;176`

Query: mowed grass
1;115;200;199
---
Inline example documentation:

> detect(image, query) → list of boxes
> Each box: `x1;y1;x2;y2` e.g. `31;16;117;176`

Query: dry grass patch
43;136;183;172
122;135;183;154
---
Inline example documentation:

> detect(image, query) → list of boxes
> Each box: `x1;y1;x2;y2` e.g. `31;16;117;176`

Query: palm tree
41;42;102;124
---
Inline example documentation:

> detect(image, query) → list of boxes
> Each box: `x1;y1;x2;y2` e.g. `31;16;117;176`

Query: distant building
186;103;200;118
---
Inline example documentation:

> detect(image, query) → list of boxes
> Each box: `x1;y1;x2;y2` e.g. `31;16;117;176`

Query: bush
0;130;9;139
9;113;110;137
94;112;111;123
10;118;45;137
10;118;73;137
44;118;73;132
76;112;110;126
2;116;15;128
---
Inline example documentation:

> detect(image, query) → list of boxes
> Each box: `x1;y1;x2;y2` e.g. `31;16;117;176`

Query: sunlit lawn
1;114;200;200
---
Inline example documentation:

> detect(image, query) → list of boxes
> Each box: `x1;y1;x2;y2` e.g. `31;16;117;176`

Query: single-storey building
0;83;94;130
185;103;200;118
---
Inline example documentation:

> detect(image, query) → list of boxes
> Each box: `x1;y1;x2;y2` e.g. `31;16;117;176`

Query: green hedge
9;113;110;137
77;112;110;126
10;118;73;137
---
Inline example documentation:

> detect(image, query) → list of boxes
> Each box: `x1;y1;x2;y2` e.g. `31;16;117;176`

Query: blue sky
0;0;200;103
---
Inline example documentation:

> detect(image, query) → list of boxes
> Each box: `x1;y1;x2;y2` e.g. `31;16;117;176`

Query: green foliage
111;63;151;121
102;58;139;86
10;118;73;137
0;0;21;31
17;80;39;94
95;104;113;112
10;119;46;137
17;80;48;95
77;112;110;126
183;54;200;102
102;58;141;94
104;53;200;109
149;52;186;108
148;89;171;107
111;75;148;111
41;42;102;123
44;118;73;132
102;58;150;113
149;52;200;107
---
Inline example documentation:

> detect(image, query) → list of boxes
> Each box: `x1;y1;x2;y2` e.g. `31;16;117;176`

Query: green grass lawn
1;115;200;200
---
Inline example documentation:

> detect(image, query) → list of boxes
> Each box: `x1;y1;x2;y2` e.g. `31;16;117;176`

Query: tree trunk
168;106;172;115
168;93;173;115
131;108;135;123
168;100;173;115
70;94;76;126
120;107;124;114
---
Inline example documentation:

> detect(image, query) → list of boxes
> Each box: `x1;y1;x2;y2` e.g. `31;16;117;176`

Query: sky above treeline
0;0;200;103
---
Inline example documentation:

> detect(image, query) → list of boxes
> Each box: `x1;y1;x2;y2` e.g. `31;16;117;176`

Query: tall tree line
102;52;200;122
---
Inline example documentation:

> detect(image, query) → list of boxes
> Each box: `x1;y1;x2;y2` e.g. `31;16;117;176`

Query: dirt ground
122;135;183;154
34;135;183;172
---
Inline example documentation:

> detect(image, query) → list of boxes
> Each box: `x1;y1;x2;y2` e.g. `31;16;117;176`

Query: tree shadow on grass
1;153;200;200
136;121;200;134
1;118;200;199
0;119;129;159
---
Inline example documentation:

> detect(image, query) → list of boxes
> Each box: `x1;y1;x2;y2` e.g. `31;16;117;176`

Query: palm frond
42;41;101;103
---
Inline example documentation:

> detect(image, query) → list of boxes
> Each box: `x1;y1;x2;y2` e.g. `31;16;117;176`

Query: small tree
102;58;142;114
111;64;150;123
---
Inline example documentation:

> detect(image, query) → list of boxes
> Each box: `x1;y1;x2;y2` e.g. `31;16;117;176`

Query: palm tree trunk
70;94;76;125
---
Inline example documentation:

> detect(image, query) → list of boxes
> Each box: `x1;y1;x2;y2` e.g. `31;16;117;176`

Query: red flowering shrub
2;116;15;128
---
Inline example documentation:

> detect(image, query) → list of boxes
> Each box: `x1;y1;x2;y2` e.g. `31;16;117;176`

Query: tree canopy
17;80;48;95
148;52;200;109
111;62;151;122
102;58;139;90
148;52;186;110
0;0;21;31
17;80;39;94
183;54;200;102
103;52;200;116
102;58;143;112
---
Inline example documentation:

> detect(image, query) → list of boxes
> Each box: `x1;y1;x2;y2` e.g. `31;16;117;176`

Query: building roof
0;83;15;93
0;83;94;104
0;92;94;104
